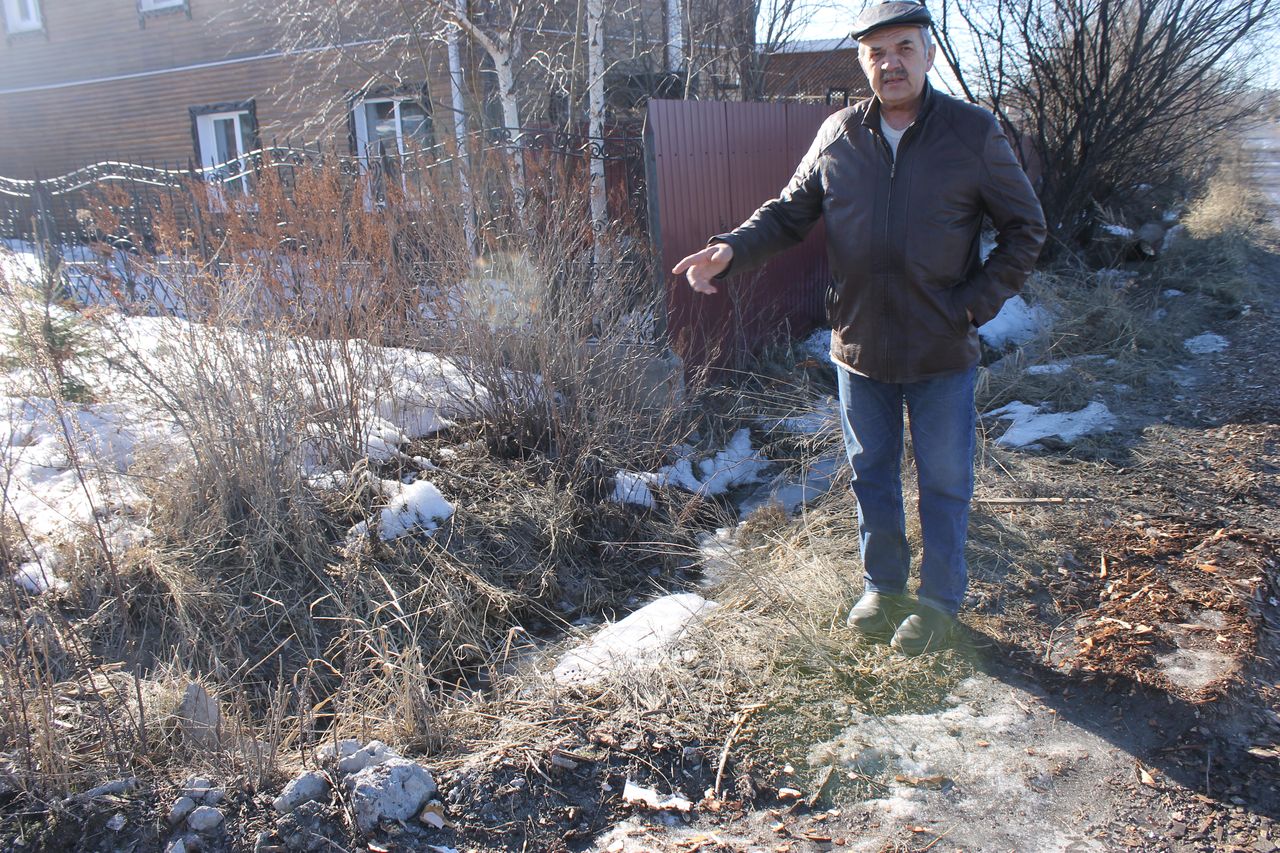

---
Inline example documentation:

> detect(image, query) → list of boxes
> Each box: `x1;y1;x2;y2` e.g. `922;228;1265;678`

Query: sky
788;3;1280;94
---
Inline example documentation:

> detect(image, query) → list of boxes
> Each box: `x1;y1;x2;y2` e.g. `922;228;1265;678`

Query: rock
316;739;361;763
344;757;437;835
181;776;220;803
186;805;224;833
273;771;331;814
277;800;335;852
1137;222;1166;255
106;812;126;831
167;836;202;853
177;683;221;747
167;796;197;825
337;740;398;776
253;830;287;852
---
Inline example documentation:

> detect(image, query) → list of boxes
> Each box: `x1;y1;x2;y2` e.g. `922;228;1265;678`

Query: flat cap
850;1;932;40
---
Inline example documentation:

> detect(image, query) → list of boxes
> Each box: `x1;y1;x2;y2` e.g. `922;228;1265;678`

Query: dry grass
0;128;1271;852
0;155;704;808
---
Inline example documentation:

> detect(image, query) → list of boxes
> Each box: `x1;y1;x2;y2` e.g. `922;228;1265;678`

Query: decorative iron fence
0;126;647;305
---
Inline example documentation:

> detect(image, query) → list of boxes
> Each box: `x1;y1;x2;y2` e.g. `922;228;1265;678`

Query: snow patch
610;472;655;508
796;328;832;362
609;429;768;507
978;296;1050;350
621;779;693;812
985;401;1116;448
1183;332;1228;354
553;593;717;685
348;478;454;541
13;561;68;594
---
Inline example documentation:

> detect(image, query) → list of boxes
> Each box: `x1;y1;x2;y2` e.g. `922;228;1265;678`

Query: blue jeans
836;365;977;616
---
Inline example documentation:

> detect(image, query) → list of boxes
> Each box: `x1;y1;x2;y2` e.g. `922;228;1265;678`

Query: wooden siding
0;0;686;179
0;0;456;177
762;49;870;102
0;53;454;178
0;0;280;90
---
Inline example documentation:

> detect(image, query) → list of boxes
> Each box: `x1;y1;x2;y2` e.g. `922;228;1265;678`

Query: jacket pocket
945;283;972;334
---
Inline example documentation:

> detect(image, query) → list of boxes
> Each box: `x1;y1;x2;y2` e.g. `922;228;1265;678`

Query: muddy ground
581;117;1280;853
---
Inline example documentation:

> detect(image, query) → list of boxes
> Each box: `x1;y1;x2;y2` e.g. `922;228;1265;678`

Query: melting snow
985;401;1116;448
609;429;768;507
553;593;717;684
1184;332;1228;354
1;296;491;591
621;780;693;812
797;327;832;362
978;295;1050;350
348;478;454;542
611;472;656;508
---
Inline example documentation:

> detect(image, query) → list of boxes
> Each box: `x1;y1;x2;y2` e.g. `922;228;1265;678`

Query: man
672;1;1045;655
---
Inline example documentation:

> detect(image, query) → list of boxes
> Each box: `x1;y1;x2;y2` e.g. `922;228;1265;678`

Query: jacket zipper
880;131;896;379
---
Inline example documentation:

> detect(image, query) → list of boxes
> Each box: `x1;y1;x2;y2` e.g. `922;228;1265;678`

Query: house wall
761;48;870;103
0;0;722;180
0;0;454;178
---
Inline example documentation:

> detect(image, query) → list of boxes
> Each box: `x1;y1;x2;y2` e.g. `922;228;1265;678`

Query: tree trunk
587;0;608;263
446;2;476;257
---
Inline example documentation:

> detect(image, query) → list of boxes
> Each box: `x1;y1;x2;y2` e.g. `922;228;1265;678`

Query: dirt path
587;123;1280;853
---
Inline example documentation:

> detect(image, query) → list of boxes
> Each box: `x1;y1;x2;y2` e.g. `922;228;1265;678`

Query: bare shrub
933;0;1276;254
0;144;702;800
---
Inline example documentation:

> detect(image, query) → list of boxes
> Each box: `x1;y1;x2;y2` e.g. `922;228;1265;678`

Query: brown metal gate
645;99;840;370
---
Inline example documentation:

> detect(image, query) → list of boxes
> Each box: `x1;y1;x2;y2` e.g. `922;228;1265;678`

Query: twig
805;765;836;808
713;702;765;797
59;777;136;806
974;497;1094;505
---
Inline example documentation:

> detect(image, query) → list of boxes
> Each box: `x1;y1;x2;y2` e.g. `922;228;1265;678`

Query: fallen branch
60;777;137;807
975;497;1095;505
713;702;766;797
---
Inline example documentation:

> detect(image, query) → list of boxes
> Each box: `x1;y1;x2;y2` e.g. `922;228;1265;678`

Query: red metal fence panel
646;99;839;370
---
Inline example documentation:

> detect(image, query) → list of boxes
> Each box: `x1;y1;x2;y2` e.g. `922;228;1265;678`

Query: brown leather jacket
713;85;1046;383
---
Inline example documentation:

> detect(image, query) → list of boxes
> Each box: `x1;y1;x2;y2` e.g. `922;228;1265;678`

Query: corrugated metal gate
645;99;840;370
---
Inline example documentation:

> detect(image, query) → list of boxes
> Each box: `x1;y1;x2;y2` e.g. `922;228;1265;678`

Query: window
138;0;187;15
190;102;258;196
3;0;43;34
352;96;433;165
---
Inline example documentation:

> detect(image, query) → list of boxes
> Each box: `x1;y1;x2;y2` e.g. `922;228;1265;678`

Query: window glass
364;101;400;156
5;0;43;33
398;101;432;149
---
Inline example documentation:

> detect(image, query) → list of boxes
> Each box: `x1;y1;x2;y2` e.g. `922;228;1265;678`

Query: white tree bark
587;0;608;255
440;3;527;221
446;0;476;256
666;0;684;74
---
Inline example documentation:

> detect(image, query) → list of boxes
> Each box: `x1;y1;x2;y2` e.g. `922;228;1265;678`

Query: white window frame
352;96;433;169
3;0;44;34
195;109;254;196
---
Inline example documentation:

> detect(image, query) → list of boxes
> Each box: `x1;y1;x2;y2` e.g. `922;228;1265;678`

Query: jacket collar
860;80;936;131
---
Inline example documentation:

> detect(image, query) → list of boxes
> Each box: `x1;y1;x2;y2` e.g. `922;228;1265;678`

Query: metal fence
645;99;838;369
3;105;837;368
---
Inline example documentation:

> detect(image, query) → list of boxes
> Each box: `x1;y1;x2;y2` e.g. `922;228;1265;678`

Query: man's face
858;25;936;111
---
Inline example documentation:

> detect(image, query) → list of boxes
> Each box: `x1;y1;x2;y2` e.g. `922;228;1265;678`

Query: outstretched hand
672;243;734;295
